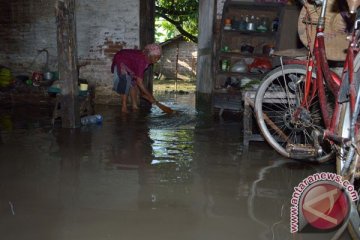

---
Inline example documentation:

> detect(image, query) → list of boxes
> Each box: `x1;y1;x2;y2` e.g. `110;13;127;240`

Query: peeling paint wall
0;0;140;104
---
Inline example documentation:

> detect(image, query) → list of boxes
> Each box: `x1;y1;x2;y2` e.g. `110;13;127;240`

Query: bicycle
253;0;360;238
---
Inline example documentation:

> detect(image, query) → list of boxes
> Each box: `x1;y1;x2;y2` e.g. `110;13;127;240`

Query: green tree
155;0;198;43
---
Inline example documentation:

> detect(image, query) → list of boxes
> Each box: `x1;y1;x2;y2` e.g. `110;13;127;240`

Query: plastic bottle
246;15;256;31
272;17;279;32
221;60;229;71
80;114;103;125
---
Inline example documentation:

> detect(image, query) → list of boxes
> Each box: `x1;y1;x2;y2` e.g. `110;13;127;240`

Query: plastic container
221;60;230;71
0;67;12;87
271;17;279;32
79;83;88;91
80;114;102;125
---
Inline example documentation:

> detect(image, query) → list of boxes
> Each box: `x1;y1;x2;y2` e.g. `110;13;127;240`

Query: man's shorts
113;66;135;95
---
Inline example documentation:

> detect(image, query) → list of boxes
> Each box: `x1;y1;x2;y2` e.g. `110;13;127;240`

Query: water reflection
139;102;196;209
90;103;197;211
0;92;349;240
247;160;313;239
246;158;340;240
0;106;52;131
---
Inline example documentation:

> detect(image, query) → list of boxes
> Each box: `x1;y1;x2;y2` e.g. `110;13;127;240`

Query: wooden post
139;0;155;108
175;41;179;92
196;0;216;114
196;0;216;94
56;0;80;128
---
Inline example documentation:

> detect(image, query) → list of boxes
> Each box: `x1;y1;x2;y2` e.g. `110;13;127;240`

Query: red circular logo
301;183;350;230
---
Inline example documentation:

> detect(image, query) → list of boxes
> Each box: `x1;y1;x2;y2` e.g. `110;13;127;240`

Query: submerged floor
0;93;352;240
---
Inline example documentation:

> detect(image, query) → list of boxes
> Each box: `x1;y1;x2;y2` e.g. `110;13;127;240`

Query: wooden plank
56;0;80;128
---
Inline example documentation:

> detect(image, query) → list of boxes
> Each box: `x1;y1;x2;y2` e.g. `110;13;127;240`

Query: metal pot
230;60;248;73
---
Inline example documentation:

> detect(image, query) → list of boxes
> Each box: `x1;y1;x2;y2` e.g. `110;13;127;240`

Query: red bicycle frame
287;2;358;140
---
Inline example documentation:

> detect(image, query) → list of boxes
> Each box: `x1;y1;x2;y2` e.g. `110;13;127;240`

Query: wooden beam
139;0;155;50
56;0;80;128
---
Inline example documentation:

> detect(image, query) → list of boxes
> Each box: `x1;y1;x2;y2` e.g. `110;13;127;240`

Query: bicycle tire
255;64;333;162
336;90;360;240
336;103;351;175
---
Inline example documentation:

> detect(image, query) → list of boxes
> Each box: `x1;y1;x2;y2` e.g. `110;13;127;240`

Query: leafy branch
155;0;198;43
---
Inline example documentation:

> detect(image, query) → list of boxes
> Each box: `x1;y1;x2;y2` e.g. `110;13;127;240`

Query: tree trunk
56;0;79;128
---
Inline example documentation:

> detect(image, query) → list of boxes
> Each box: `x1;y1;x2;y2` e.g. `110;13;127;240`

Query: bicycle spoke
255;65;334;161
263;104;287;112
303;129;313;143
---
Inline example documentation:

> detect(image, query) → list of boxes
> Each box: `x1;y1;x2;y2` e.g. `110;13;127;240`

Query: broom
154;101;174;114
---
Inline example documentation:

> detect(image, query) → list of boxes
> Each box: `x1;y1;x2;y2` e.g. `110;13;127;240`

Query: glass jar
221;60;229;71
246;15;256;31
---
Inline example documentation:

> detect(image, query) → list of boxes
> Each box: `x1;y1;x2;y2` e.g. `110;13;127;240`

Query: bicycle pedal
286;144;318;159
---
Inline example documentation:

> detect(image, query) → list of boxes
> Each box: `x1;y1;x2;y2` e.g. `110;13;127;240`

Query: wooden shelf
216;71;265;78
223;29;276;36
212;0;300;116
219;51;270;58
212;0;284;115
213;88;241;94
224;1;284;10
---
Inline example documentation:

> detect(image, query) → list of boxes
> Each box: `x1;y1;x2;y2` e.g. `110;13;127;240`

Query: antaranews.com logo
290;172;358;233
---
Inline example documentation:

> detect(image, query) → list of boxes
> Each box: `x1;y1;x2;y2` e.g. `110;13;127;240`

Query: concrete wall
159;40;197;80
0;0;140;104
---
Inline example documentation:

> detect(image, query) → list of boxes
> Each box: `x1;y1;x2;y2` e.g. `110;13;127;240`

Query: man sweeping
111;43;172;114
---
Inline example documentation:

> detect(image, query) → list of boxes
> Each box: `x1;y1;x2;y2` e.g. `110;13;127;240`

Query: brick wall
0;0;140;104
158;39;197;80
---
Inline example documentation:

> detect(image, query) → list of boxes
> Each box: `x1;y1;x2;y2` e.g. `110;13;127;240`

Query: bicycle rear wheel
254;64;333;162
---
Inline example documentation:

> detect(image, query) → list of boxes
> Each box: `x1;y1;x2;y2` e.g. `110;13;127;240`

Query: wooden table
242;89;297;153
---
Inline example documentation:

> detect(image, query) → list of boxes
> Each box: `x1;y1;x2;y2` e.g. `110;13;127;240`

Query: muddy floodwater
0;93;351;239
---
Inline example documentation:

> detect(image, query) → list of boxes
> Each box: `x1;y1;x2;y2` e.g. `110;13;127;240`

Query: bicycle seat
272;48;308;58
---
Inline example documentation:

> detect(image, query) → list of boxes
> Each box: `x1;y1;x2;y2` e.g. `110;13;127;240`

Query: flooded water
0;92;352;240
